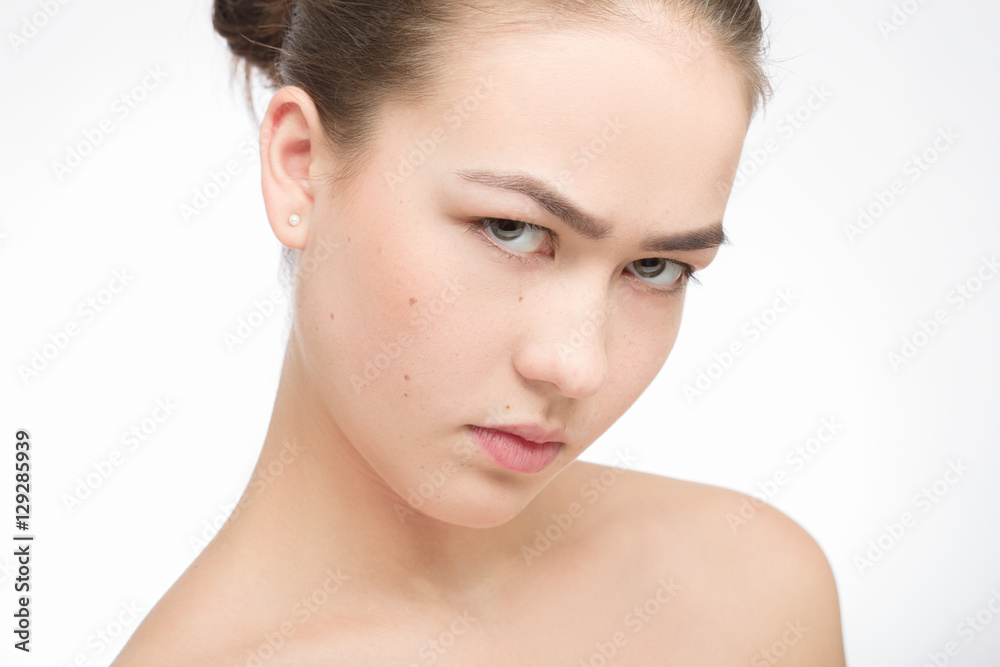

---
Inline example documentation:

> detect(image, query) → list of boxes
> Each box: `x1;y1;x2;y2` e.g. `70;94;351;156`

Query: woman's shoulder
561;459;847;664
564;457;833;569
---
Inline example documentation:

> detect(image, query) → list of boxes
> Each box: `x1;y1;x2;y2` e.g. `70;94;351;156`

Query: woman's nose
511;284;611;400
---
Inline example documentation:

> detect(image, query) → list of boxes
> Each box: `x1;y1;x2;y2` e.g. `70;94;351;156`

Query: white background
1;0;998;665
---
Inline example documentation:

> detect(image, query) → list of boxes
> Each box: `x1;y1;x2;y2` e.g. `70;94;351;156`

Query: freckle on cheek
409;298;417;306
404;375;410;381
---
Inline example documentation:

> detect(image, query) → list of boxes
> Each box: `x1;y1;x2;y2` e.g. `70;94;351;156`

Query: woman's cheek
328;231;459;398
610;305;683;391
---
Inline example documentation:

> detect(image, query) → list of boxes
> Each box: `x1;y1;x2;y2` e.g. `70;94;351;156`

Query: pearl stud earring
289;214;301;227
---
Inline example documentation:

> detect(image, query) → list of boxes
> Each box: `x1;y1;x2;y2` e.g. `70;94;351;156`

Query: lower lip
466;425;562;474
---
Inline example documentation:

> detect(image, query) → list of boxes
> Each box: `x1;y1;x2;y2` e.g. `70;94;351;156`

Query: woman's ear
259;86;331;250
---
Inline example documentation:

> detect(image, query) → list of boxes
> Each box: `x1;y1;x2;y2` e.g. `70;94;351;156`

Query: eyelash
463;217;701;300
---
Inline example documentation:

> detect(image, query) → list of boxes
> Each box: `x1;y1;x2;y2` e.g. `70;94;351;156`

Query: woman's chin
395;477;541;530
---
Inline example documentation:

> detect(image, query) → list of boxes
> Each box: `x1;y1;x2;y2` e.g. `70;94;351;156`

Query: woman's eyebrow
453;168;729;252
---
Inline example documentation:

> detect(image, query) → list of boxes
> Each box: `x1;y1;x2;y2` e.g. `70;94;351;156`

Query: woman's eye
478;217;550;254
625;257;687;289
469;216;694;297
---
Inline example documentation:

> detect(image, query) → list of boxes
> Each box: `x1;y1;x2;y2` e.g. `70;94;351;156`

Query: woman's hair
212;0;771;297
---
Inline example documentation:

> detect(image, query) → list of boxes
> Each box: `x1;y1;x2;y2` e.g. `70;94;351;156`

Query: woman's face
279;21;749;527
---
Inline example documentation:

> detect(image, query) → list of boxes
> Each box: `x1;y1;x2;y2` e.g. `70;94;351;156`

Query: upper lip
480;423;567;445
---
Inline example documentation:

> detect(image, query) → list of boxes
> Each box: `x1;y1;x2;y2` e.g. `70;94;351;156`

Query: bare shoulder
109;534;288;667
563;460;847;665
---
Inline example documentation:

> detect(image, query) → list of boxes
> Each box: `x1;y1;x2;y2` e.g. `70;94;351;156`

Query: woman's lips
466;425;563;473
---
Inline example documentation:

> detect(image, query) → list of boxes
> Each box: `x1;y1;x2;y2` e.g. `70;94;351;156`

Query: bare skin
113;15;846;667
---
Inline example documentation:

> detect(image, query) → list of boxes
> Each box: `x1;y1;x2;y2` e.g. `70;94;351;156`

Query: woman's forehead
371;27;747;227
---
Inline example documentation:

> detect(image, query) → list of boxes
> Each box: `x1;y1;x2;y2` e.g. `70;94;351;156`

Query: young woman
113;0;847;664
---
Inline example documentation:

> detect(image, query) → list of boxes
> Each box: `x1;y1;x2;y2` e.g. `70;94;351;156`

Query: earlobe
259;86;326;250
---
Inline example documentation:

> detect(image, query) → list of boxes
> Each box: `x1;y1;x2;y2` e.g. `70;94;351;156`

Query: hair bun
212;0;295;87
